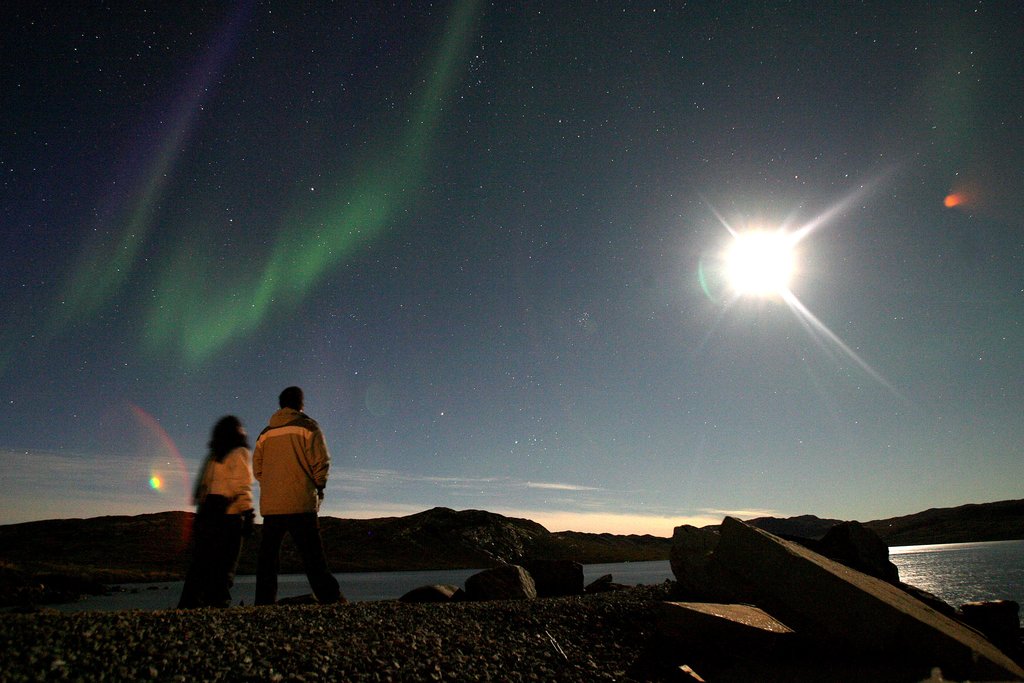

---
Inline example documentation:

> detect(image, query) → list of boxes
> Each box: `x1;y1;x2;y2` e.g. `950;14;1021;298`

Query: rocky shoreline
4;517;1024;681
1;585;676;682
4;583;1021;682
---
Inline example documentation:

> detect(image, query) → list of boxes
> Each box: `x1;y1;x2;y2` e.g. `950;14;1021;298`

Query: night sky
3;1;1022;535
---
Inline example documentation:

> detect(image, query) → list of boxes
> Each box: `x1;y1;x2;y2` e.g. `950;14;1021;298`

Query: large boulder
959;600;1021;655
669;524;720;598
464;565;536;601
583;573;630;594
522;559;583;597
707;517;1024;682
817;520;900;583
898;582;958;618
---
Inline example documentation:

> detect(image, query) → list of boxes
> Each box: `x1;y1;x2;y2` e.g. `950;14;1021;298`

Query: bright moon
725;230;796;297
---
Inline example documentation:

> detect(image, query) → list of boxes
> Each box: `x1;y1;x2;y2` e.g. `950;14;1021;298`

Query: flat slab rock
710;517;1024;682
659;601;795;656
662;602;794;633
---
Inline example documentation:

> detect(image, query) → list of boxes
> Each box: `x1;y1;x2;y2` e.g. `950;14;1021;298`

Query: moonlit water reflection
890;539;1024;626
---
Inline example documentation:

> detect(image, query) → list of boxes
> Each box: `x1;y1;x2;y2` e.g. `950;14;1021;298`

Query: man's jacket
253;408;330;515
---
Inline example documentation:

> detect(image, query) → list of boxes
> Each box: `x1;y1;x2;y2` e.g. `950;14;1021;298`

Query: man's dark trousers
255;513;342;605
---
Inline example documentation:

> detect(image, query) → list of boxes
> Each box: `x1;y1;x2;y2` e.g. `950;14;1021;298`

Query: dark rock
669;525;720;598
585;573;613;593
464;565;536;601
521;559;583;597
399;584;460;603
583;574;629;594
707;517;1024;682
898;582;958;618
959;600;1021;652
817;521;900;583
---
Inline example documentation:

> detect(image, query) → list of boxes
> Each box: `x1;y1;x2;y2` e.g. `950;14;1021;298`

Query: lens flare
129;404;189;504
944;193;964;208
128;403;192;544
699;180;901;397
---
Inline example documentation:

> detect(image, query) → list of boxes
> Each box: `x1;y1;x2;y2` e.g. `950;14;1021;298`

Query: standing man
253;386;344;605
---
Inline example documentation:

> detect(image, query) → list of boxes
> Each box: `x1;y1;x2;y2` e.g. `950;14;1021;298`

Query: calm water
53;560;675;612
52;540;1024;619
889;539;1024;625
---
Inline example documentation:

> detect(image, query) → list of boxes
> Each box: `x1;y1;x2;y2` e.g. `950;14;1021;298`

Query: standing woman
178;415;255;608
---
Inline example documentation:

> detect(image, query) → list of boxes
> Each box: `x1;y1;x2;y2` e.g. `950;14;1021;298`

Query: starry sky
2;1;1022;535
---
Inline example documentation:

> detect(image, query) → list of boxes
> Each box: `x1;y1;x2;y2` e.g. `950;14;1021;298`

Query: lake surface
53;540;1024;621
889;539;1024;625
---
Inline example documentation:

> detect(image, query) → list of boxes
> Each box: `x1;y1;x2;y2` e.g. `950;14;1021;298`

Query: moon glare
724;230;796;298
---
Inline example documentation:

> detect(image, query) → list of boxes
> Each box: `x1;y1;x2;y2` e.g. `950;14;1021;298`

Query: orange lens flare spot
149;475;164;491
944;193;963;208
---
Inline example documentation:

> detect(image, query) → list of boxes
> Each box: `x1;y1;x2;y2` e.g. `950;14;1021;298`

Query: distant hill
862;499;1024;546
745;514;844;540
746;499;1024;546
313;507;670;573
2;499;1022;591
0;512;194;582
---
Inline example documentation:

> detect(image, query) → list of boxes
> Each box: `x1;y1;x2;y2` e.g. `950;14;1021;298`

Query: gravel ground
0;585;676;682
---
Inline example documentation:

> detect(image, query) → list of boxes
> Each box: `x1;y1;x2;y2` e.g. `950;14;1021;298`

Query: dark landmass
746;513;844;540
747;498;1024;546
0;506;672;581
862;499;1024;546
1;498;1021;605
0;507;670;604
313;507;671;573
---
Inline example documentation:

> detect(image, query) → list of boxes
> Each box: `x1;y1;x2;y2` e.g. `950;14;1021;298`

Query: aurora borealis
2;2;1022;534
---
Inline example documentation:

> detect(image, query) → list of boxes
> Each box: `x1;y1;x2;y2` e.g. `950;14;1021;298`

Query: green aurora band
144;0;480;364
0;2;253;377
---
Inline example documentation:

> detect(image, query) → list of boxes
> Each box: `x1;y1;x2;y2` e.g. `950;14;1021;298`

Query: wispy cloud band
0;451;782;534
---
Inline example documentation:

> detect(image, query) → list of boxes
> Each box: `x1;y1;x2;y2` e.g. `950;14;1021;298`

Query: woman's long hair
208;415;250;462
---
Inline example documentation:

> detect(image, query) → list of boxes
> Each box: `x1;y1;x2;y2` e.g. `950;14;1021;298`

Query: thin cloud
328;470;602;494
1;453;777;535
524;481;602;492
0;448;191;524
331;468;505;488
322;501;428;519
489;507;720;536
699;507;783;519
